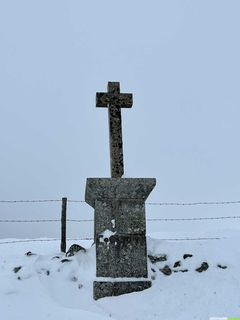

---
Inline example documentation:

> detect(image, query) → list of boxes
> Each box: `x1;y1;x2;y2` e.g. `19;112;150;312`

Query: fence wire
0;236;222;245
1;215;240;223
1;199;240;206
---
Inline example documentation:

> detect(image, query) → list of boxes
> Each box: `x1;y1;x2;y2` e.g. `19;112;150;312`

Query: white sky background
1;1;240;239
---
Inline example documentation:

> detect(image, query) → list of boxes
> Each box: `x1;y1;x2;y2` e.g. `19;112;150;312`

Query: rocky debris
196;262;209;273
66;244;86;257
51;256;60;260
46;270;50;276
61;259;72;263
183;254;193;259
151;268;156;273
71;276;78;282
78;284;83;289
159;265;172;276
148;254;167;263
151;274;156;280
173;261;181;268
13;266;22;273
25;251;36;256
217;264;227;269
174;269;188;273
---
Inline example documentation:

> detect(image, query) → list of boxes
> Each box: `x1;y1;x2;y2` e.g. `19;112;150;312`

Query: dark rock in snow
173;261;181;268
52;256;60;260
148;254;167;263
159;265;172;276
66;244;86;257
217;264;227;269
13;266;22;273
173;269;188;273
25;251;36;256
196;262;209;272
61;259;72;263
151;268;156;273
71;276;78;282
183;254;193;259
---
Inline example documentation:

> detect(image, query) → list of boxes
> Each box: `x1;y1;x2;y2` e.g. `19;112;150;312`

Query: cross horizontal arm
96;92;133;108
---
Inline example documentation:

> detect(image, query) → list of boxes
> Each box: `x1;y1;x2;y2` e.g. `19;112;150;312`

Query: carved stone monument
85;82;156;300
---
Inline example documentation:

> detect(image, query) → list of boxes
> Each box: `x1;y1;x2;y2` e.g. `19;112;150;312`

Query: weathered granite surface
85;178;156;208
96;82;133;178
85;177;156;299
96;234;148;278
93;281;152;300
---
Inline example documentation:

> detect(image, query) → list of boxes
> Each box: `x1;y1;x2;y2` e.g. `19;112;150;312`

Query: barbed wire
0;238;93;245
0;199;61;203
147;200;240;206
0;219;61;223
147;215;240;221
1;199;240;206
1;215;240;223
0;236;222;245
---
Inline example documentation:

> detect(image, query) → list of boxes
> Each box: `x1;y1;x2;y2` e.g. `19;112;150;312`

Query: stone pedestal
85;178;156;300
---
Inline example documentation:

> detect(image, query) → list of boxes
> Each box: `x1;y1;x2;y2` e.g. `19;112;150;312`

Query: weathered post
61;197;67;253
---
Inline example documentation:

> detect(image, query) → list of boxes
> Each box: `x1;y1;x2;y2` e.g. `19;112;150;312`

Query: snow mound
0;236;240;320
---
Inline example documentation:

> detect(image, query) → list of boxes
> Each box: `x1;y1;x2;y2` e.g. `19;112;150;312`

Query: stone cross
85;81;156;300
96;82;133;178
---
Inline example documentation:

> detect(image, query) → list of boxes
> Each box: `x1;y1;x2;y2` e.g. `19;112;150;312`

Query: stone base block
93;280;152;300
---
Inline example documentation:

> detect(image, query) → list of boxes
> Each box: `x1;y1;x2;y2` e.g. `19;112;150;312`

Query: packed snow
1;233;240;320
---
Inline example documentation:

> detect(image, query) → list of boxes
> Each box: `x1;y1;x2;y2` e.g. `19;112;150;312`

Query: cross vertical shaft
108;104;124;178
96;82;133;178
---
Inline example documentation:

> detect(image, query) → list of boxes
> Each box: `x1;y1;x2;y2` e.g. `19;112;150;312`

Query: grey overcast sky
1;1;240;239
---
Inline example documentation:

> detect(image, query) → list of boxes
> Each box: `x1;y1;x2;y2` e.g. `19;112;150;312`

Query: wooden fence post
61;197;67;253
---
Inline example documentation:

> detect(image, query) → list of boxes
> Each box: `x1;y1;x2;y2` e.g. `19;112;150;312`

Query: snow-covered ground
0;234;240;320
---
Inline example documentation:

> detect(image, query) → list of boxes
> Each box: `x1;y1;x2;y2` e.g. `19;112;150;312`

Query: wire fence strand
2;199;240;206
1;215;240;223
0;236;223;245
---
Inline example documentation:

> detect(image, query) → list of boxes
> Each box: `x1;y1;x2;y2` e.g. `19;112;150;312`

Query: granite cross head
96;82;133;178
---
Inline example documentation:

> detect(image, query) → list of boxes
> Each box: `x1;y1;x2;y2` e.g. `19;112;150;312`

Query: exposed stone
61;259;72;263
148;254;167;263
93;281;151;300
66;244;86;257
217;264;227;269
159;265;172;276
196;262;209;272
85;177;156;299
71;276;78;282
85;83;156;299
13;266;22;273
96;82;133;178
183;254;193;259
25;251;36;256
173;261;181;268
173;269;188;273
